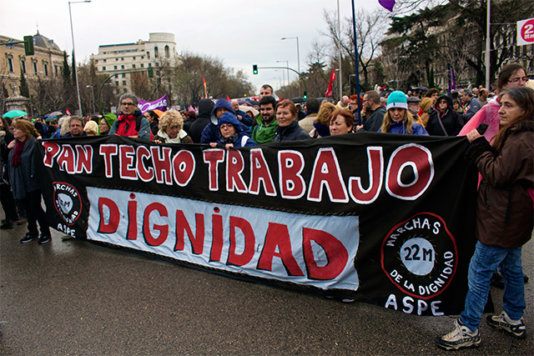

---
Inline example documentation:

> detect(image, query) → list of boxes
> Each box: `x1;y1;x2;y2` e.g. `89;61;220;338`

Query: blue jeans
460;241;525;332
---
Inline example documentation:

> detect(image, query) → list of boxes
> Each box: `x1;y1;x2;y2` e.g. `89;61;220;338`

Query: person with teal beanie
379;91;428;135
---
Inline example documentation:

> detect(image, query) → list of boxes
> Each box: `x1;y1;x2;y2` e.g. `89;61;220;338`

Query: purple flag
448;67;456;95
379;0;395;12
138;94;168;113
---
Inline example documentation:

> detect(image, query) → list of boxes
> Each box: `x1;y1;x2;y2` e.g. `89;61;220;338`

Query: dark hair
259;95;277;108
365;90;380;103
145;110;159;120
493;87;534;151
497;63;525;91
424;88;439;98
261;84;273;92
329;109;354;129
276;100;298;117
1;117;10;131
187;110;197;119
305;98;320;113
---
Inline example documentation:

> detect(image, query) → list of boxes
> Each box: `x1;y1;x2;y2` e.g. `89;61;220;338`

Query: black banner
36;133;479;316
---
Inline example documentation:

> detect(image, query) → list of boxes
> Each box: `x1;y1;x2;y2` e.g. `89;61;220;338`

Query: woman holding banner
329;109;354;136
209;112;257;149
459;64;529;289
437;86;534;351
153;111;192;144
8;119;51;244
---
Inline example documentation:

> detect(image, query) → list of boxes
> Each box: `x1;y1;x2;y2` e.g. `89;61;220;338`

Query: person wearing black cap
407;96;421;117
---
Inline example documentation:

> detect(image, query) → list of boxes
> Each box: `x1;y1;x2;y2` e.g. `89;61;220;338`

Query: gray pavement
1;217;533;355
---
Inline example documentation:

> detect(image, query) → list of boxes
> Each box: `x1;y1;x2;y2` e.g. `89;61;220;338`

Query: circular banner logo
520;18;534;44
53;182;82;226
381;212;458;300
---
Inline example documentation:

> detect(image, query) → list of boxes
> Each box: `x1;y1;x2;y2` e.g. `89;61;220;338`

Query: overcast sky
1;0;387;94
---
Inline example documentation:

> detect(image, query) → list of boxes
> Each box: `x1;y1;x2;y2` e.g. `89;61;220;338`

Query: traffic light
23;36;34;56
147;66;154;78
252;64;258;75
303;91;308;99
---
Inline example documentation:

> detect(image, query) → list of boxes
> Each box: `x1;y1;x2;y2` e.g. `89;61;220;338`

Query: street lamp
276;60;289;87
86;85;95;113
281;36;300;77
68;0;91;116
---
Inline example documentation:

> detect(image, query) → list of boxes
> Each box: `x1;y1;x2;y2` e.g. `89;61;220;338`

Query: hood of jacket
437;94;453;109
211;99;235;117
198;99;215;118
217;112;244;133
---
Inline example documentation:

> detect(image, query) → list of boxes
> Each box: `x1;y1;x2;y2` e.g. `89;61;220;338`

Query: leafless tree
323;8;389;90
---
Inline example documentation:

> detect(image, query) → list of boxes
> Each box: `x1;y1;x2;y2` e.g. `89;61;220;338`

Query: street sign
517;17;534;46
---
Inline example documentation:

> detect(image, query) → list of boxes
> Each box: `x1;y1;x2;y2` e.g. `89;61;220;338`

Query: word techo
42;142;434;203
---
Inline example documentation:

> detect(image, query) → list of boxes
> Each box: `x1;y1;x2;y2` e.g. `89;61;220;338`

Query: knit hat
103;113;117;128
386;91;408;110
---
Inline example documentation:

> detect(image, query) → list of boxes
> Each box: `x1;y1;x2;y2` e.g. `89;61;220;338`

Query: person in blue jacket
201;98;251;144
379;91;428;135
209;112;257;149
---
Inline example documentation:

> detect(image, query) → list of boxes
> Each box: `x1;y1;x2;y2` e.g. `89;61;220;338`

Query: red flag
202;75;208;98
226;96;231;101
66;109;72;115
325;69;336;97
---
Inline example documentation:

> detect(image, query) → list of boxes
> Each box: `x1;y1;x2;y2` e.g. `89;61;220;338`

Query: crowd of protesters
1;63;533;351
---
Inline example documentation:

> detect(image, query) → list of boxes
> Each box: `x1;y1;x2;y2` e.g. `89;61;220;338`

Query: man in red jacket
109;93;152;141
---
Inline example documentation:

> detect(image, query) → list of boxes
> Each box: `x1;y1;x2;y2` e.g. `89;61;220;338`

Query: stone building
91;33;179;94
0;31;65;96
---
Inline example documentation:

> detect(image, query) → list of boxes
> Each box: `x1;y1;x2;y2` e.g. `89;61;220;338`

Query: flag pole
351;0;362;125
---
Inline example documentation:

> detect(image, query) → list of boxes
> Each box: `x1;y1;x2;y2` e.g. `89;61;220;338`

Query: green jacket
252;115;278;144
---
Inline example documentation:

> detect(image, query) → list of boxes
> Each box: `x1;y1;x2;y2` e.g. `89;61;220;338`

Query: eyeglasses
121;102;136;106
508;76;529;84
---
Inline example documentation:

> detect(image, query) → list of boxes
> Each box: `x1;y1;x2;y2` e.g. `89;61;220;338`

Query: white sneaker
436;319;481;351
487;311;526;339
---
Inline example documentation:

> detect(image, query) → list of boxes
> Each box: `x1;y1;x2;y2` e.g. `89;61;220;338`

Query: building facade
91;33;179;94
379;4;534;91
1;31;65;96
